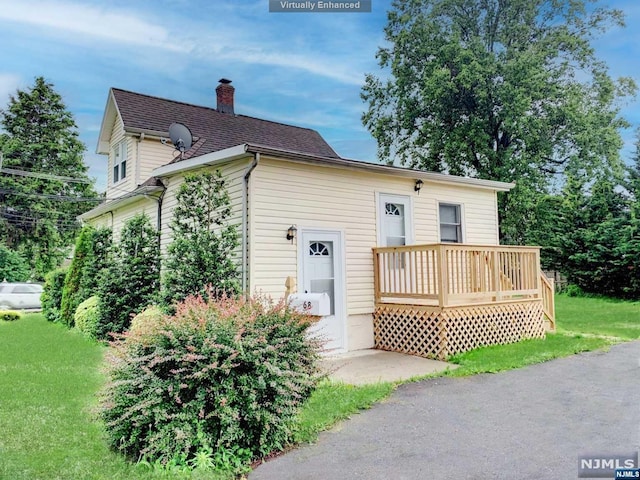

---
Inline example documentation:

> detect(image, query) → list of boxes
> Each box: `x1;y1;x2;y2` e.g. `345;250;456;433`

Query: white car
0;282;43;310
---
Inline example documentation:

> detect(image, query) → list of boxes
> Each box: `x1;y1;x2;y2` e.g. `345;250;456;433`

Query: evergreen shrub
95;214;159;340
74;295;100;339
0;310;22;321
41;267;68;323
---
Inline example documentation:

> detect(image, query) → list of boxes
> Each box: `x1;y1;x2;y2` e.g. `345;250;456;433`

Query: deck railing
540;272;556;330
373;243;542;307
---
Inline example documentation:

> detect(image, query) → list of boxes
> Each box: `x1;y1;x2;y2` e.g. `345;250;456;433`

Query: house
80;79;555;359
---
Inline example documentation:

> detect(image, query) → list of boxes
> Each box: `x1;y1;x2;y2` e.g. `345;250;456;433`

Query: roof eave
148;141;514;191
152;144;251;177
96;90;120;154
244;144;515;191
78;185;164;221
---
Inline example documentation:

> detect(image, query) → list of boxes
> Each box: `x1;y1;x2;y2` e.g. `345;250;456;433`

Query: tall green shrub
0;243;29;282
100;293;321;471
60;226;112;327
96;214;159;340
79;226;112;300
161;171;239;309
41;267;68;323
60;226;93;326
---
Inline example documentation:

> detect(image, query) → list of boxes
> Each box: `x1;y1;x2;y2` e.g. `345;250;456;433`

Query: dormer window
113;140;127;184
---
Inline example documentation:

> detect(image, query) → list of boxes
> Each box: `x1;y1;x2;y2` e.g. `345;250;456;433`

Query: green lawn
554;294;640;340
1;295;637;478
0;314;166;480
442;294;639;376
0;314;393;479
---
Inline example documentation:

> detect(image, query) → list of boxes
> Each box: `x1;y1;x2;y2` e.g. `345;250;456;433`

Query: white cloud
0;1;190;51
0;73;22;106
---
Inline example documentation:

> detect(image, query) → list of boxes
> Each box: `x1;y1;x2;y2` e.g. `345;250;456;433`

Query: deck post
534;249;541;298
437;244;449;307
492;249;502;301
373;249;381;303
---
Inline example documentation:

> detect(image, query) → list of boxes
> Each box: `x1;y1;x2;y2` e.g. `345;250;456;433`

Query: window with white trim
439;203;462;243
112;140;127;184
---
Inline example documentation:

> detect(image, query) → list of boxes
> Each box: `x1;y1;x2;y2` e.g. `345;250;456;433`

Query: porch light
414;179;424;194
286;225;297;243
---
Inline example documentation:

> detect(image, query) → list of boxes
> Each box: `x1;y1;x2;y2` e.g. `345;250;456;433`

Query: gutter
152;144;250;177
242;153;260;293
78;185;164;221
244;144;515;192
151;142;514;192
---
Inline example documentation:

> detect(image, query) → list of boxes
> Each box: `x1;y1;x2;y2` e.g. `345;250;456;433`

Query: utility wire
1;213;81;227
0;188;104;202
1;204;90;217
0;167;93;184
1;215;81;229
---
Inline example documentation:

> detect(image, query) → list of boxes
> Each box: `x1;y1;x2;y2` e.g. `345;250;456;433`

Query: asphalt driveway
251;341;640;480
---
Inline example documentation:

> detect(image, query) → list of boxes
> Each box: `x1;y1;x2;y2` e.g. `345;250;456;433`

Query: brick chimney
216;78;234;114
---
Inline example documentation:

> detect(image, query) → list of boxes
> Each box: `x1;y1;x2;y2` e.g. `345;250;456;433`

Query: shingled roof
110;88;340;160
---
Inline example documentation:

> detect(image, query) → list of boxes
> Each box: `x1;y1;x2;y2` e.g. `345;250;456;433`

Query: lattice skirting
374;300;545;360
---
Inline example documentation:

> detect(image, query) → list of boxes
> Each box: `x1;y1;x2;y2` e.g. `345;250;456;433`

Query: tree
60;226;93;326
618;128;640;295
96;214;159;340
562;175;629;295
0;243;29;282
0;77;98;279
362;0;636;242
78;226;112;301
59;225;112;326
161;171;239;309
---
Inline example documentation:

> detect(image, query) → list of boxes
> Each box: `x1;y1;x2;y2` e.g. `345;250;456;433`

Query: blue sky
1;0;639;192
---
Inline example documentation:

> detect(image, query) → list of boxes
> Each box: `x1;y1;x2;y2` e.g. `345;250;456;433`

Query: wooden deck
372;243;555;359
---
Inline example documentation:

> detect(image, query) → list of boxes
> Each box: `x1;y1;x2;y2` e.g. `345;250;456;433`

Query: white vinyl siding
138;139;176;185
106;116;135;199
248;157;500;316
83;197;158;243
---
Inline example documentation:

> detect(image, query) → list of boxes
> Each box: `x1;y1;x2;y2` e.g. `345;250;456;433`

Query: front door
300;230;345;353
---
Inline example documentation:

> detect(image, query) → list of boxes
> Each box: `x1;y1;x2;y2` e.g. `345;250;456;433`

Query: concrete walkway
252;341;640;480
321;349;456;385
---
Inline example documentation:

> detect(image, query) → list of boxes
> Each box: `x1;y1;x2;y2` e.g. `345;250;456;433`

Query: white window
112;141;127;184
378;194;413;247
439;203;462;243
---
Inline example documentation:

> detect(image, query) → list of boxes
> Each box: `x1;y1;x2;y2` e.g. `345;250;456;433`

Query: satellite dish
168;123;193;154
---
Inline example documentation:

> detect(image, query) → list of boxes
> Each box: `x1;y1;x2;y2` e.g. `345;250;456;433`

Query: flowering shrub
99;293;322;471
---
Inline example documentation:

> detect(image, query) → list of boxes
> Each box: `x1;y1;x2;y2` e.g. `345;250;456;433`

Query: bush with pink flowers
99;292;321;472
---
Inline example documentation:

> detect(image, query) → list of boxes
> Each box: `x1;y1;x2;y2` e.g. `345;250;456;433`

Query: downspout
242;152;260;294
135;132;145;186
141;181;167;252
155;180;167;253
